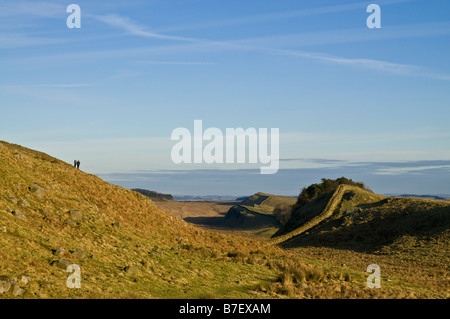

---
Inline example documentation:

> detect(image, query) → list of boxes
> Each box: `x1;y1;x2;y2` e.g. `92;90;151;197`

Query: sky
1;0;450;197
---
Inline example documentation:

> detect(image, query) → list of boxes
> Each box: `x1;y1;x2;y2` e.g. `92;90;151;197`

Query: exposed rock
52;258;70;269
72;248;86;259
53;247;65;256
18;199;30;207
20;275;31;285
5;207;13;213
8;196;18;204
0;279;11;294
68;210;83;222
29;184;46;198
64;219;78;227
124;265;140;275
12;283;25;297
1;226;7;233
112;221;121;228
14;153;25;160
151;246;163;256
12;210;27;219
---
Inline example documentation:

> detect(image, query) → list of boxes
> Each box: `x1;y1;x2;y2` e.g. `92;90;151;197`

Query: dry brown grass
1;141;448;299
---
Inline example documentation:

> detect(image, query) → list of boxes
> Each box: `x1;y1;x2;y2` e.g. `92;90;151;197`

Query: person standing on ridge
74;160;77;167
76;160;80;169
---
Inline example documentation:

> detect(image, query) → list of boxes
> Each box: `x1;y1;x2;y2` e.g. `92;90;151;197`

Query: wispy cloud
0;1;65;19
90;12;450;81
91;14;203;43
131;60;215;65
257;47;450;81
2;1;448;81
374;164;450;175
155;0;414;33
1;83;94;89
0;33;68;48
233;21;450;49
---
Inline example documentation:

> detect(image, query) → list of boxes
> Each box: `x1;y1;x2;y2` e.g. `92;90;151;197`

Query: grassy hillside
0;141;318;299
270;185;450;298
273;185;450;268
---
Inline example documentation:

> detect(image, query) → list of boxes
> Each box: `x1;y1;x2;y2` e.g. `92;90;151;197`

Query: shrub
295;177;370;209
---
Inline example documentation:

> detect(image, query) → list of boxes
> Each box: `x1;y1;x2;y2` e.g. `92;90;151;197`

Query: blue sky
1;0;450;196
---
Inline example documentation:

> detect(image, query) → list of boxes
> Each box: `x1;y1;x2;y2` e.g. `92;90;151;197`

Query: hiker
76;160;80;169
74;160;77;167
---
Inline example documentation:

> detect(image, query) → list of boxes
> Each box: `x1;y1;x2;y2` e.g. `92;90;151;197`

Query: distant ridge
389;194;449;201
173;195;239;201
132;188;173;200
224;193;296;236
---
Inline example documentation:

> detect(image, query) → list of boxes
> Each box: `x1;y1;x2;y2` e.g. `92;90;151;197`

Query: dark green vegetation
295;177;370;209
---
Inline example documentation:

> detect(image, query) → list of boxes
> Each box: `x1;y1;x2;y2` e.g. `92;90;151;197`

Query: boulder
0;280;11;294
20;276;31;285
68;210;83;222
64;219;78;227
53;247;65;256
124;265;140;275
18;199;30;207
112;221;121;228
12;283;25;297
72;248;86;259
29;184;46;198
52;258;70;269
12;210;27;219
8;196;18;204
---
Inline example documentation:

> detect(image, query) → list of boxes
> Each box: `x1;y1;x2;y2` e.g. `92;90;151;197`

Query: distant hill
173;195;239;201
131;188;173;200
389;194;449;201
224;193;297;237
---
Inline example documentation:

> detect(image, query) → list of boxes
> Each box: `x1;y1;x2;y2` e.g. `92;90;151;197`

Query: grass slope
1;141;448;299
0;141;354;299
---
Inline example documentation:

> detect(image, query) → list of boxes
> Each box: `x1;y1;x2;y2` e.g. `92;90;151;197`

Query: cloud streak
89;11;450;81
155;0;414;33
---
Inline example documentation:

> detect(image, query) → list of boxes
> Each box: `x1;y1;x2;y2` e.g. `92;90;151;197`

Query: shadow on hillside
184;216;229;229
185;213;281;231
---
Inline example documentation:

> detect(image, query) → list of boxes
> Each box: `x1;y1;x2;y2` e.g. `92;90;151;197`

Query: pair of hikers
74;160;80;169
